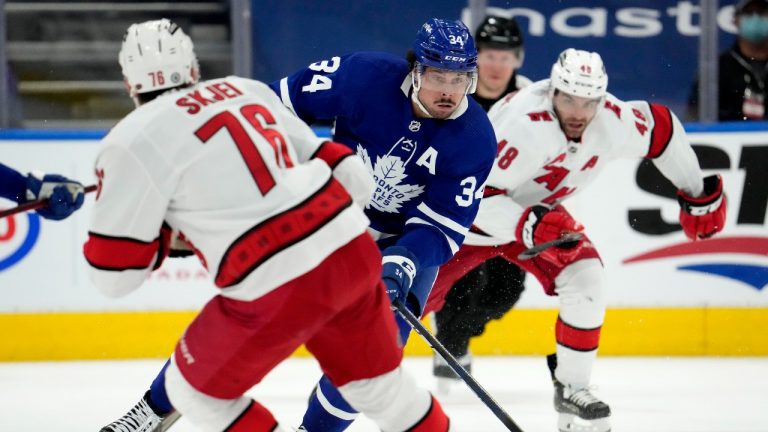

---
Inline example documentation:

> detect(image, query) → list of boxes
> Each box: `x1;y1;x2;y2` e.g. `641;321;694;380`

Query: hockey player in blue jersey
0;163;84;220
269;18;497;431
100;18;496;432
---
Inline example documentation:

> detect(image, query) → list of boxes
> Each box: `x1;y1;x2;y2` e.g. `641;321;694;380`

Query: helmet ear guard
119;18;199;97
467;70;478;94
549;48;607;99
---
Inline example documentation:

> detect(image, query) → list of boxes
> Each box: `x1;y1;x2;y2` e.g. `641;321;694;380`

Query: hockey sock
148;359;174;414
407;396;450;432
301;375;359;431
226;399;279;432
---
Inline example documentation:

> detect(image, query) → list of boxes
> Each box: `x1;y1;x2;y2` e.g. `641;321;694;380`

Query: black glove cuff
677;175;723;215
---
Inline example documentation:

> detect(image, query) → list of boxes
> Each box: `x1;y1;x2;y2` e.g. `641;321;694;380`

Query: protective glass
418;66;478;94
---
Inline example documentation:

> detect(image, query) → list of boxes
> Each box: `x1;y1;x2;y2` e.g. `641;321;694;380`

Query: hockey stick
0;184;97;218
517;232;584;261
392;299;524;432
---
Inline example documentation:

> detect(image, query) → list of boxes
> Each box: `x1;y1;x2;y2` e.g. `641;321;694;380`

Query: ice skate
546;353;610;432
100;391;180;432
553;379;611;432
433;352;471;394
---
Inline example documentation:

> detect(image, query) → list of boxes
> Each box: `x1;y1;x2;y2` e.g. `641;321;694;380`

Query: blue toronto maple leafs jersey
270;52;496;268
0;163;26;203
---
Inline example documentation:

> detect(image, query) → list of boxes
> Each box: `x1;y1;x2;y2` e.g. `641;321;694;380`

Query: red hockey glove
516;205;585;266
678;174;727;241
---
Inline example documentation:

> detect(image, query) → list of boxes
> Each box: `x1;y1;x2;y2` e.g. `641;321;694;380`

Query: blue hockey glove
381;246;419;304
25;173;85;220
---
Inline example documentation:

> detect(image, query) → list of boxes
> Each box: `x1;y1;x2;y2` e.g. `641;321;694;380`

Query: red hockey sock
406;396;450;432
226;399;279;432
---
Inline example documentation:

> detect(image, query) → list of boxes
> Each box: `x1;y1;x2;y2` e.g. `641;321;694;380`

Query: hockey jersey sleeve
83;144;173;298
626;101;703;197
269;54;355;125
0;163;27;203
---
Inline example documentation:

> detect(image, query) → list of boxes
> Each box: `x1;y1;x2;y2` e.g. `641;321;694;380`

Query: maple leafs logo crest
357;144;425;213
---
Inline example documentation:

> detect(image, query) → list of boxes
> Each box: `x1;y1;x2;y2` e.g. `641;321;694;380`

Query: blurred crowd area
1;0;763;129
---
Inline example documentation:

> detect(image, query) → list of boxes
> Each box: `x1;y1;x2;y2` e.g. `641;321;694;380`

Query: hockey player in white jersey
423;48;727;432
87;19;450;432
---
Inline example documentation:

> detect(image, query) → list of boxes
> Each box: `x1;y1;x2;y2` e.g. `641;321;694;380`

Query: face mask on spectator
739;13;768;43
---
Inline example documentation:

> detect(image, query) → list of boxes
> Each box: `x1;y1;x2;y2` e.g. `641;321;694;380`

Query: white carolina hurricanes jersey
85;76;369;301
467;80;704;246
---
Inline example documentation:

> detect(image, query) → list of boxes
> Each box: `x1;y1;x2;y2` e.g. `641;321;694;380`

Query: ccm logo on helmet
444;55;467;62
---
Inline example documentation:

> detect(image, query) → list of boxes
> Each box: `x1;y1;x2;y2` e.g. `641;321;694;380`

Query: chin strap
411;91;434;118
410;72;433;118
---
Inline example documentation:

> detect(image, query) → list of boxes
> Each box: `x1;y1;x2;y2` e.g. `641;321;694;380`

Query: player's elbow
89;268;146;298
334;156;375;208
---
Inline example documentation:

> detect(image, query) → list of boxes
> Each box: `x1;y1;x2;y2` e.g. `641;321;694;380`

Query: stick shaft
517;232;584;261
392;300;524;432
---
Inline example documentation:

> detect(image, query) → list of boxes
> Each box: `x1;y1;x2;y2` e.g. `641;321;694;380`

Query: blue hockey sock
301;375;359;431
147;359;173;414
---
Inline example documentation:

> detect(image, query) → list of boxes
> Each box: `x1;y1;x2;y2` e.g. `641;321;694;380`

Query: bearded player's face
553;91;601;140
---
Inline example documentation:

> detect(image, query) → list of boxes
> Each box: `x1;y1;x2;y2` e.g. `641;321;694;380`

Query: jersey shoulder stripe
646;103;674;159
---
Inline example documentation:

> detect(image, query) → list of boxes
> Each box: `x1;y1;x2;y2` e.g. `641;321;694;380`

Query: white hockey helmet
549;48;607;99
119;19;199;97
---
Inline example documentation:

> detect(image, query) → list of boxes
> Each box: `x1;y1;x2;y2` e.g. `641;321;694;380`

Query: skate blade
158;411;181;432
558;413;610;432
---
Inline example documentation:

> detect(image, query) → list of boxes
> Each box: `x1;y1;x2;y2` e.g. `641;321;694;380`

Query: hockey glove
381;246;419;304
678;174;727;241
516;205;585;266
25;173;85;220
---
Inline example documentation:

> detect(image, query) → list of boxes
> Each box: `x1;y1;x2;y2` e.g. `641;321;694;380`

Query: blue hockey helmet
413;18;478;72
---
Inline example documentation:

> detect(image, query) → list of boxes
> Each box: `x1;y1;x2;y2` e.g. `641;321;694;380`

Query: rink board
0;307;767;361
1;124;767;360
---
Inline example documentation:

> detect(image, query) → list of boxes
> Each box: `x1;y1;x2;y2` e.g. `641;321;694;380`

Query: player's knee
165;356;276;431
338;366;447;431
555;259;606;320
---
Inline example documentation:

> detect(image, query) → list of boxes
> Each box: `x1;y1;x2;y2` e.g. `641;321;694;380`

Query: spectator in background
688;0;768;120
